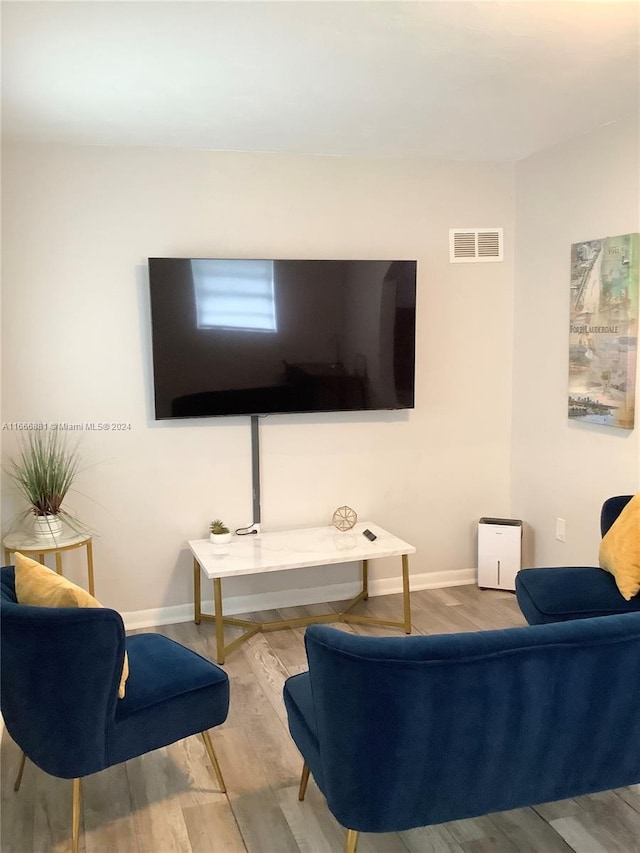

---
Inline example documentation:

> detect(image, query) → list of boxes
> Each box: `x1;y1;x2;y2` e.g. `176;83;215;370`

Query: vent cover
449;228;503;263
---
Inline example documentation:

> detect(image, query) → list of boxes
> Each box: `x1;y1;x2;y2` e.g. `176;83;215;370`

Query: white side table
3;530;95;596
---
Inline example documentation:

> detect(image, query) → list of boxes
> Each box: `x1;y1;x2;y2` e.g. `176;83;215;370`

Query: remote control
363;529;377;541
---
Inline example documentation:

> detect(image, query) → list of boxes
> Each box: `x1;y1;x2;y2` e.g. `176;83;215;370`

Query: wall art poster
569;233;639;429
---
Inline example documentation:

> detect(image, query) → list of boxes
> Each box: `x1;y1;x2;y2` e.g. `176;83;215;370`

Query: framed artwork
568;233;639;430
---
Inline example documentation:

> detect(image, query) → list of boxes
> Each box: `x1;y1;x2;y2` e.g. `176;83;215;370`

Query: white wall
1;144;515;616
512;117;640;568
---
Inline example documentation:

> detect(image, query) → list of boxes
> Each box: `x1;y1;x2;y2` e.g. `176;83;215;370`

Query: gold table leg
55;552;63;575
38;553;46;565
193;559;202;625
197;549;413;662
86;539;95;596
4;548;10;565
213;578;225;665
362;559;369;600
402;553;411;633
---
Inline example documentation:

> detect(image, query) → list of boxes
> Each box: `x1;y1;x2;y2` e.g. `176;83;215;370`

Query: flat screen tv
148;258;417;419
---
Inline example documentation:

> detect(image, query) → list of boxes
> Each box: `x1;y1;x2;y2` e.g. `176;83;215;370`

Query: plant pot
210;532;231;544
33;514;63;540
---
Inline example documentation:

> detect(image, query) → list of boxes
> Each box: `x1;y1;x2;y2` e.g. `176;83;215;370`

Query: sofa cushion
516;566;640;625
15;552;129;698
108;633;229;766
599;494;640;600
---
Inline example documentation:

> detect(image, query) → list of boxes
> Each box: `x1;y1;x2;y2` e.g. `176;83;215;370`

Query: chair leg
13;751;27;791
298;762;310;801
201;730;227;793
345;828;359;853
71;778;82;853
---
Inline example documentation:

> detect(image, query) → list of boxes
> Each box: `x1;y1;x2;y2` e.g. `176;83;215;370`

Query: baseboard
121;567;476;630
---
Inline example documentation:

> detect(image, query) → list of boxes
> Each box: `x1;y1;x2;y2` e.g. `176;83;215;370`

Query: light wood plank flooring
3;584;640;852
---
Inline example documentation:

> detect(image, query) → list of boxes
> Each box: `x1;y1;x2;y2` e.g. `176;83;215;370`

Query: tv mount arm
235;415;262;535
251;415;261;529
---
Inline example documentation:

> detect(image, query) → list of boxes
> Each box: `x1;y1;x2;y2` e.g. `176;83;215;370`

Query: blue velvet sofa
284;618;640;852
516;495;638;625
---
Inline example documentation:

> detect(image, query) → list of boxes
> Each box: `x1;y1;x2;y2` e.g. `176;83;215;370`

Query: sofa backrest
0;566;125;779
601;494;633;536
304;616;640;833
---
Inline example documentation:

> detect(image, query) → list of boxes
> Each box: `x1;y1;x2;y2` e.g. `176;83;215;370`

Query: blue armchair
284;619;640;852
516;495;637;624
1;566;229;853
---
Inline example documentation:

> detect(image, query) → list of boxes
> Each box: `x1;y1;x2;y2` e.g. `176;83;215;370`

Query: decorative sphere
332;506;357;531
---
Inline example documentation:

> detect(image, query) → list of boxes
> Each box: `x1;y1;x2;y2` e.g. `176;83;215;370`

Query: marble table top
3;528;91;552
188;522;415;580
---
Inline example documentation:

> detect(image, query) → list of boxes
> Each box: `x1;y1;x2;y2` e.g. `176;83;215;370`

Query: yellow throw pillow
599;495;640;600
14;552;129;698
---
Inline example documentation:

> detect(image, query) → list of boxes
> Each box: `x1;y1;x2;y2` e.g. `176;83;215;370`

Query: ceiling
2;1;638;162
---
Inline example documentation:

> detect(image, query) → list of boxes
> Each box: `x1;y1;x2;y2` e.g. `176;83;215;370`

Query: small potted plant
210;519;231;544
6;429;85;541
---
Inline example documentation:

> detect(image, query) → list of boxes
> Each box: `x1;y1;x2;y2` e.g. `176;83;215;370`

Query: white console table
188;522;416;664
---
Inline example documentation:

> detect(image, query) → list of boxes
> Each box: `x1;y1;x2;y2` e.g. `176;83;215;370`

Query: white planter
210;531;231;544
33;514;63;540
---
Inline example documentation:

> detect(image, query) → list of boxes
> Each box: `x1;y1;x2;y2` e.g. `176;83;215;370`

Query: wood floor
3;584;640;852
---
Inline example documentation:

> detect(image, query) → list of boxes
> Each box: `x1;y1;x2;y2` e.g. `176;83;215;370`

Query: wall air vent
449;228;503;263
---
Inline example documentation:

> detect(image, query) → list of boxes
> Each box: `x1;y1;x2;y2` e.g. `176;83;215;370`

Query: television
148;258;417;419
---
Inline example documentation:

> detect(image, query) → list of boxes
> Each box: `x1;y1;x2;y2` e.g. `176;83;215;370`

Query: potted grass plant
209;519;231;544
6;429;83;540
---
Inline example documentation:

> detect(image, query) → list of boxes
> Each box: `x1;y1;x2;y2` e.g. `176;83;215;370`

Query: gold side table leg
402;553;411;634
38;553;46;566
362;559;369;600
55;552;63;576
193;559;202;625
85;539;95;596
213;578;225;665
4;549;10;565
